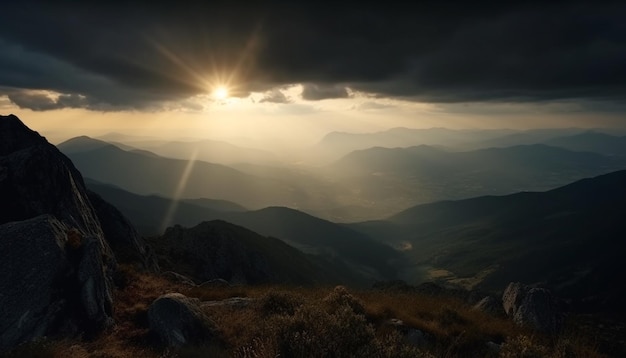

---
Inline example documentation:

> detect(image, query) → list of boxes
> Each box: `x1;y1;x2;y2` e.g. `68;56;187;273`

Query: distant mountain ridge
348;169;626;312
323;143;626;219
90;133;280;165
545;131;626;156
85;180;401;283
151;220;344;285
314;127;516;161
59;137;303;210
85;179;242;235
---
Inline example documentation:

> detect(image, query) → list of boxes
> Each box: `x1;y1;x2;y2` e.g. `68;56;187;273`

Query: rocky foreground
0;114;156;350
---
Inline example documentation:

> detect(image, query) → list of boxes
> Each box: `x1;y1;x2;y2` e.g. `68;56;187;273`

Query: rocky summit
0;115;152;351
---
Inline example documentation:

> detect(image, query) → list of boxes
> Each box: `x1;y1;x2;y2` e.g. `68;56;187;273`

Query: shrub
267;304;374;357
499;335;549;358
322;285;365;315
259;290;304;316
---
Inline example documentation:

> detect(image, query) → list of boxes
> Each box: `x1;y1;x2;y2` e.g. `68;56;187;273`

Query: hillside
86;180;401;284
349;170;626;312
149;220;343;285
325;144;626;218
545;131;626;156
60;139;304;209
85;179;233;234
135;139;280;165
218;206;403;280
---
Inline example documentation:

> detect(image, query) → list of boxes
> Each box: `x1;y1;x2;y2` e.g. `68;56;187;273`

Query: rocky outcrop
88;190;159;271
0;115;109;242
472;295;505;316
502;282;564;333
201;297;253;308
0;114;148;351
147;293;217;347
199;278;231;288
384;319;428;349
0;215;112;350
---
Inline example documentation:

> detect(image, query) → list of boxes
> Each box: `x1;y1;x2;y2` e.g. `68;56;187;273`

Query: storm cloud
0;1;624;111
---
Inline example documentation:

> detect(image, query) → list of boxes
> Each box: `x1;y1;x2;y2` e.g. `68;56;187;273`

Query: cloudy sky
0;1;625;145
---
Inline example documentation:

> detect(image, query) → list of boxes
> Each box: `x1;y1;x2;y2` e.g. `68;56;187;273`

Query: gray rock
384;318;428;349
0;216;69;350
162;271;197;286
199;278;231;288
0;215;114;349
472;296;505;316
502;282;564;333
148;293;216;347
406;328;428;348
502;282;525;316
486;341;501;354
77;235;114;331
201;297;253;308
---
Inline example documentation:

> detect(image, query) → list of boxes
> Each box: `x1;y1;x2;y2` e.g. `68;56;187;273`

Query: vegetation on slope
4;266;612;358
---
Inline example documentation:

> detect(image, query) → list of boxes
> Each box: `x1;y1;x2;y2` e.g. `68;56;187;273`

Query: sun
213;86;229;100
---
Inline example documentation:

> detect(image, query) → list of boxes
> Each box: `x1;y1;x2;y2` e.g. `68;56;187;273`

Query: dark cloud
7;92;64;111
301;84;350;101
6;91;95;111
260;89;291;104
0;1;624;111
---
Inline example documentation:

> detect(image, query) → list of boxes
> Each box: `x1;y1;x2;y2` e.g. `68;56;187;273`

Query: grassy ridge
4;267;610;358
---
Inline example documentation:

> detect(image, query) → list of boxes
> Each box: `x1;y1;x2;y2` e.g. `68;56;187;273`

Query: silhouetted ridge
0;114;44;153
151;220;338;285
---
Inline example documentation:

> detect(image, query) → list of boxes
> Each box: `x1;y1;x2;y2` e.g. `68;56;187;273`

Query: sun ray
160;148;199;233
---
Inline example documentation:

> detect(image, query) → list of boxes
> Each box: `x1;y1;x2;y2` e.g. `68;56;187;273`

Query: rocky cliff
0;114;153;351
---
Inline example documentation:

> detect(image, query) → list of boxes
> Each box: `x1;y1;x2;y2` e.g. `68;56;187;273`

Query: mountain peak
0;114;45;154
57;135;117;154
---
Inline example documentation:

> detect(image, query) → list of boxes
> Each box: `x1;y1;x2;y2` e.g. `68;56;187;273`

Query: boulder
147;293;216;347
486;341;501;354
502;282;525;316
502;282;564;333
472;296;505;316
201;297;253;308
384;319;428;349
0;215;113;350
199;278;231;288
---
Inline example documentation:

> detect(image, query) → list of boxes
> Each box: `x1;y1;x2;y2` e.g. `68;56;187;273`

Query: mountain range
86;180;401;283
58;137;303;210
324;143;626;219
57;126;626;311
60;134;626;222
348;169;626;312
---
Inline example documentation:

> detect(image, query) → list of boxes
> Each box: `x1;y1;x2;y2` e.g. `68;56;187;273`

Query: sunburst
213;86;229;100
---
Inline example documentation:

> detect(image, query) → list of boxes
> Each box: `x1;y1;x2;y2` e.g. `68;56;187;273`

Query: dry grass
2;268;612;358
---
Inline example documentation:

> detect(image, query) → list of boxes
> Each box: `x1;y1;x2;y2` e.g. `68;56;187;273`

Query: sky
0;1;625;146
